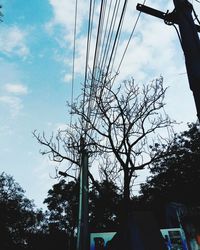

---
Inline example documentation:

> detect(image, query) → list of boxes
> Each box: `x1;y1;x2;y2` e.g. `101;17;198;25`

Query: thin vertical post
77;143;89;250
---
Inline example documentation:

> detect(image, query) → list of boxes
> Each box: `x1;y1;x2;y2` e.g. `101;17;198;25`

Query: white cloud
0;125;14;137
0;96;23;117
46;0;197;124
47;0;88;35
0;26;29;58
63;73;72;83
46;0;179;80
4;83;28;95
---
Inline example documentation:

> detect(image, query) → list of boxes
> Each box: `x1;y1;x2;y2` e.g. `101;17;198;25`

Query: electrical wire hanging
86;0;106;127
97;0;113;78
70;0;78;127
82;0;148;145
82;0;96;136
109;0;127;75
86;0;130;140
87;0;128;143
114;0;147;80
98;0;121;78
104;0;128;82
192;4;200;25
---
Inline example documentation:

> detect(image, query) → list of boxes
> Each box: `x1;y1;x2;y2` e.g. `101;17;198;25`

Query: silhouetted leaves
139;123;200;223
44;178;121;235
0;172;46;250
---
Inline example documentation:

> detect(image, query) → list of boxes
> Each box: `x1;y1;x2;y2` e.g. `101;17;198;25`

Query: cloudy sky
0;0;199;208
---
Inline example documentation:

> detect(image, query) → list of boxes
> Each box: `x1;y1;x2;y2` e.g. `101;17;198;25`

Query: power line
104;0;128;81
114;0;147;80
82;0;96;136
109;0;128;75
91;0;107;83
86;0;106;128
70;0;78;127
98;0;120;72
88;0;130;136
97;0;113;78
85;0;133;142
82;0;147;144
100;0;121;79
90;1;123;137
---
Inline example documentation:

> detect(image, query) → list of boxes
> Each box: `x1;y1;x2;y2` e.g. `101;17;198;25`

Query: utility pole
76;137;89;250
137;0;200;120
59;137;89;250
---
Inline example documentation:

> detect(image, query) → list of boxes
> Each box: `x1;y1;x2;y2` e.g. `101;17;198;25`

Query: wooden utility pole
137;0;200;120
76;138;89;250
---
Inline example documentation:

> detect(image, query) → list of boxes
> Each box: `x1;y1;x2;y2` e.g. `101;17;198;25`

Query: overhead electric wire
82;0;146;145
91;0;106;82
86;0;106;125
88;0;128;136
89;0;148;141
192;4;200;25
97;0;117;75
104;0;128;82
70;0;78;127
100;0;121;78
109;0;128;76
92;0;107;83
111;0;147;85
88;0;125;142
97;0;113;78
82;0;95;135
86;0;117;142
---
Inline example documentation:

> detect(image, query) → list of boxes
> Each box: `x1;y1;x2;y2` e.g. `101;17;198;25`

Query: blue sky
0;0;199;208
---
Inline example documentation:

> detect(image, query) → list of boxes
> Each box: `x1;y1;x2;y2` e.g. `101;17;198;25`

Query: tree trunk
120;170;131;225
123;170;131;211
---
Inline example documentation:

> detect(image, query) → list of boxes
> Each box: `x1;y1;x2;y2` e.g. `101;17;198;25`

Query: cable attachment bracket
164;9;177;26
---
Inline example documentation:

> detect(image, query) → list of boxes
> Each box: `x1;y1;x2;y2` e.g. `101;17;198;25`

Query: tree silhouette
34;76;174;210
139;122;200;226
0;172;45;250
44;179;121;234
44;180;79;237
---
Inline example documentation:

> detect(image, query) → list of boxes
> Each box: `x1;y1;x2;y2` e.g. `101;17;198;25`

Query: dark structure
105;211;167;250
137;0;200;120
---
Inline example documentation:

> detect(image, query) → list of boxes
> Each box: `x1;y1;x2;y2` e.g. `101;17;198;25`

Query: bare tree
34;76;174;205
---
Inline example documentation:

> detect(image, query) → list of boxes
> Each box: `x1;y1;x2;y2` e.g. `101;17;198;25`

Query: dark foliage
139;122;200;226
0;172;46;250
44;179;122;234
89;180;122;232
44;180;79;238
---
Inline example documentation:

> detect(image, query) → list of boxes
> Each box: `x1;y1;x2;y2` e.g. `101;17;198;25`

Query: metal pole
77;146;89;250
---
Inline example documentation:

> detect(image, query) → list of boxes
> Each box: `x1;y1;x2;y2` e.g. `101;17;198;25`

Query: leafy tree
44;178;122;234
0;172;45;250
44;180;79;237
139;122;200;225
89;179;122;232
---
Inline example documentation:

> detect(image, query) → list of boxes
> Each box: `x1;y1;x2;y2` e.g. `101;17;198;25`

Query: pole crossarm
136;3;200;33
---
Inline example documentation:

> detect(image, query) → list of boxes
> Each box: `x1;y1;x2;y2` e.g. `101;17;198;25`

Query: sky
0;0;199;209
